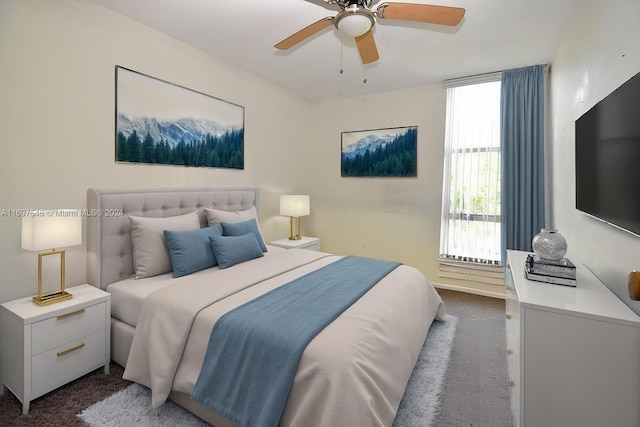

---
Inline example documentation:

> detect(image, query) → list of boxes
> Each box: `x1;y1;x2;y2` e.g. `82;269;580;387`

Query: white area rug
79;315;457;427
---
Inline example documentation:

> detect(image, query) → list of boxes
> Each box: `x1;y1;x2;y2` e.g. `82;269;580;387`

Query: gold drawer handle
57;342;85;357
509;380;516;387
506;314;512;319
507;349;514;355
57;308;85;320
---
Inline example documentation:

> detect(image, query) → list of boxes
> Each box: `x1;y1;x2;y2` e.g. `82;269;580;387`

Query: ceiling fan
274;0;465;64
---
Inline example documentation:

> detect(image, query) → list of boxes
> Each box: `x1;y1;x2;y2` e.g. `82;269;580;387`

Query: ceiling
89;0;582;103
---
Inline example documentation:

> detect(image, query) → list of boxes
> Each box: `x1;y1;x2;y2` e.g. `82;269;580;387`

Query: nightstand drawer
31;329;106;393
31;302;106;355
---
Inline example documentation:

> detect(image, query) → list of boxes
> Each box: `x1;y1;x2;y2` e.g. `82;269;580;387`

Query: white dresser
505;250;640;427
0;284;110;414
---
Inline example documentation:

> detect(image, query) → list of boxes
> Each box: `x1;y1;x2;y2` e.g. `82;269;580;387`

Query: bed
87;187;445;427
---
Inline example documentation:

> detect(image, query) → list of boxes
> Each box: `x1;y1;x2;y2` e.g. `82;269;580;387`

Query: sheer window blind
440;79;502;265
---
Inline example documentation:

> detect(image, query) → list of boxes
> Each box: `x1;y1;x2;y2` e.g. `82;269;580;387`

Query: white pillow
204;206;260;229
129;211;200;279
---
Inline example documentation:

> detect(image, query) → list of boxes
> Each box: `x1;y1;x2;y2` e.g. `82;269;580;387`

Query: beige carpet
434;289;513;427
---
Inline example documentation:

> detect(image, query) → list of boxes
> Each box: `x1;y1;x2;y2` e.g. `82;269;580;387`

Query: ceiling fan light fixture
335;6;375;37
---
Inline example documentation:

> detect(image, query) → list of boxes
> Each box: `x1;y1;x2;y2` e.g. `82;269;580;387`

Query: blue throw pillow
163;225;222;278
220;218;268;252
209;234;264;269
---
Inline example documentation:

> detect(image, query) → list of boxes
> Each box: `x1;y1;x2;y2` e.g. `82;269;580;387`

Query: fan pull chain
363;69;367;84
339;42;344;75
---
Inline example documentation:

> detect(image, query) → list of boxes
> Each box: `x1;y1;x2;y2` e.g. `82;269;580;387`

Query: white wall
0;0;313;302
310;86;449;284
550;0;640;314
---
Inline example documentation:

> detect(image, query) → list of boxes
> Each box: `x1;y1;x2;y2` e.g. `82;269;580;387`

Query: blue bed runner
191;255;401;427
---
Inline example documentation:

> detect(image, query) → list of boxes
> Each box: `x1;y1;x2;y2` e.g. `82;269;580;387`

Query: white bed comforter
123;249;445;427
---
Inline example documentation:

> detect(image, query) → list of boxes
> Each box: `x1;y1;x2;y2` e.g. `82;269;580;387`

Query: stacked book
525;254;577;287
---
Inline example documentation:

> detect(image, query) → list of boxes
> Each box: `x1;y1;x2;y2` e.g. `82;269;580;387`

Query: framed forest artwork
115;66;244;169
341;126;417;177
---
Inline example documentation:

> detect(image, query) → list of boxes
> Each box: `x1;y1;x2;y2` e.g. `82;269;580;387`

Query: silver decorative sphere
532;229;567;261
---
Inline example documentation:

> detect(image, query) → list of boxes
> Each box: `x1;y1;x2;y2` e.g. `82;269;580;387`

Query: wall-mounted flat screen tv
575;71;640;237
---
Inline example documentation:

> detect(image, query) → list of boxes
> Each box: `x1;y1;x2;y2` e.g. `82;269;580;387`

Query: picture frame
115;66;244;169
341;126;417;177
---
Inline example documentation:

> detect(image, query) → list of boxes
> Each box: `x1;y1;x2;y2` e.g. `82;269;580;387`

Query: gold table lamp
21;210;82;305
280;195;310;240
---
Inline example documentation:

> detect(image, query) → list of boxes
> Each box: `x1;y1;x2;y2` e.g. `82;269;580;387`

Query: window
440;78;501;265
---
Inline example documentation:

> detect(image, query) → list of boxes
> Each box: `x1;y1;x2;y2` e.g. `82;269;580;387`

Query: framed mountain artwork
115;66;244;169
341;126;417;177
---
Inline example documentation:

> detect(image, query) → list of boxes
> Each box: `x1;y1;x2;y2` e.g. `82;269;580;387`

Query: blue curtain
500;65;546;263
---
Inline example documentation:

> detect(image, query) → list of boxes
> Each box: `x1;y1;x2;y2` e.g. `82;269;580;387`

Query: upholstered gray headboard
87;187;260;289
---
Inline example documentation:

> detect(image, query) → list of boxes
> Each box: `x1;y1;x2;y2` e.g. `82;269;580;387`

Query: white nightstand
0;284;110;414
269;236;320;251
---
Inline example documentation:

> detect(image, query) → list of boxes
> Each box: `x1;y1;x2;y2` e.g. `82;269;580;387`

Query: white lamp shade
337;13;373;37
21;210;82;252
280;195;310;217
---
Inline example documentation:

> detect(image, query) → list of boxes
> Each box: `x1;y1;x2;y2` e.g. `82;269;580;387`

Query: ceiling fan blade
355;30;379;64
377;3;465;26
274;17;334;50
